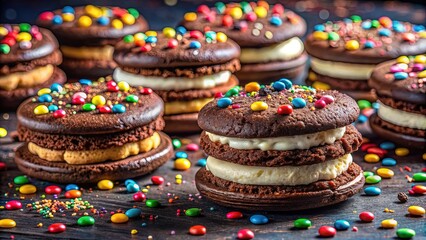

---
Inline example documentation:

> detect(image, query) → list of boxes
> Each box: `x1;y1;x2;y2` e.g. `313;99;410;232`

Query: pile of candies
390;55;426;84
0;23;42;54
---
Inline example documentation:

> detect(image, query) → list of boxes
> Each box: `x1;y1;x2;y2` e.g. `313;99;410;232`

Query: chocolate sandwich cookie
37;5;148;79
113;27;240;133
369;55;426;149
305;16;426;101
196;80;364;211
181;1;307;85
15;78;173;183
0;23;65;111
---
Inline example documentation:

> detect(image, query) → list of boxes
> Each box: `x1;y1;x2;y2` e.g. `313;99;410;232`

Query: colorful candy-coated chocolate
217;97;233;108
187;143;199;151
77;216;95;226
65;190;82;198
65;184;79;191
364;186;381;196
318;226;336;237
365;175;381;184
359;211;374;222
125;208;142;218
53;109;66;118
357;100;371;110
396;228;416;239
146;199;161;208
0;128;7;138
226;211;243;219
294;218;312;229
249;214;268;225
34;105;49;115
5;200;22;210
45;185;61;195
0;219;16;228
407;206;425;216
189;225;206;235
364;153;380;163
251;101;268;111
334;219;350;230
377;168;394;178
395;148;409;156
382;158;397;166
172;139;182;149
151;176;164;185
292;98;306;108
277;105;293;115
19;184;36;194
237;229;255;240
97;179;114;190
413;172;426;182
174;158;191;170
196;158;207;167
412;185;426;194
112;104;126;113
92;95;106;106
13;175;29;185
111;213;129;223
175;151;188;159
245;82;260;92
133;192;146;202
381;219;397;229
126;183;140;193
185;208;202;217
48;223;66;233
367;147;387;158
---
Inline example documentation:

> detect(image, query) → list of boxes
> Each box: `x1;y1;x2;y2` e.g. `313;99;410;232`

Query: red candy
0;162;6;171
214;92;224;98
361;143;377;152
222;15;233;27
99;106;112;113
320;95;334;104
359;211;374;222
237;229;255;239
246;12;257;22
45;185;62;195
189;225;206;236
367;147;387;158
226;211;243;219
314;100;326;109
112;8;127;17
48;223;66;233
186;143;199;151
1;37;16;47
53;109;66;118
107;81;117;87
402;33;415;42
197;4;210;14
168;39;178;49
205;13;216;23
38;11;54;21
412;185;426;194
272;4;284;15
5;200;22;210
140;88;153;95
140;45;152;52
65;190;82;199
107;85;119;92
133;192;146;202
72;97;85;105
151;176;164;185
277;105;293;115
189;30;203;39
318;226;336;237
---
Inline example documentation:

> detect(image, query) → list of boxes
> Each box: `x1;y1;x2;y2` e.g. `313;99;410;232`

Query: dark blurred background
0;0;425;35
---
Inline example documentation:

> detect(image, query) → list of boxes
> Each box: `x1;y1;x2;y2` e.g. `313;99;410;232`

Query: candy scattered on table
97;180;114;190
249;214;268;225
189;225;206;236
0;219;16;228
111;213;129;224
237;229;255;239
294;218;312;229
318;226;336;237
48;223;66;233
334;219;350;230
77;216;95;226
359;212;375;222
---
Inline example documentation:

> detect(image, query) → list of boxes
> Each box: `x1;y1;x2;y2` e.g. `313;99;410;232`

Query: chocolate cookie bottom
195;163;364;211
163;113;201;134
14;132;173;183
60;57;116;79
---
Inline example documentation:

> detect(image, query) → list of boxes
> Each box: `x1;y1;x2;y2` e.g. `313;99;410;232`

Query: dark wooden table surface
0;112;425;239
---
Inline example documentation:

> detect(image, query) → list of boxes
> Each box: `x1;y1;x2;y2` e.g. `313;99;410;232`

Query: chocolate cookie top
369;55;426;105
17;78;163;135
113;27;240;68
0;24;58;64
198;80;359;138
305;16;426;64
181;2;306;48
36;5;148;46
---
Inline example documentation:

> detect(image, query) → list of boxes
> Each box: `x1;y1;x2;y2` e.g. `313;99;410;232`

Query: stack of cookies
305;16;426;101
113;27;240;133
196;80;364;210
15;78;173;183
37;5;148;79
181;1;307;85
369;55;426;149
0;23;65;111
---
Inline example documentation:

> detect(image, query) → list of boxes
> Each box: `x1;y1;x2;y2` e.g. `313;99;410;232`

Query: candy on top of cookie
0;23;43;54
388;55;425;89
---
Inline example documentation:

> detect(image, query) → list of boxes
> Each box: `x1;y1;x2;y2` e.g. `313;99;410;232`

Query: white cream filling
206;154;353;186
113;68;231;91
378;102;426;130
310;57;376;80
240;37;304;63
206;127;346;151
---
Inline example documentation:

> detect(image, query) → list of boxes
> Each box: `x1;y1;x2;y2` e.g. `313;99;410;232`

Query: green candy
185;208;202;217
365;175;382;184
225;87;239;97
77;216;95;226
82;103;96;111
293;218;312;229
413;172;426;182
350;15;362;23
14;175;29;185
128;8;140;18
328;32;340;41
126;95;139;103
357;99;371;110
240;1;252;13
19;23;31;32
215;2;226;14
146;199;161;208
123;35;134;43
172;139;182;149
0;44;10;54
396;228;416;239
371;20;380;28
363;171;374;177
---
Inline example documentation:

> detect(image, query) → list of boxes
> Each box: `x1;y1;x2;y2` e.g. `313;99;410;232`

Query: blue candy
272;81;286;91
79;79;92;85
382;157;397;166
372;102;380;110
364;41;375;49
176;26;187;35
334;220;350;230
217;97;232;108
378;29;392;37
124;179;136;186
175;151;188;159
145;36;157;43
50;83;63;92
189;41;201;49
205;31;216;40
393;23;405;33
314;24;325;31
97;16;110;26
379;142;395;150
125;208;142;218
270;16;282;26
112;104;126;113
361;21;372;29
364;186;381;196
126;183;140;193
250;214;269;225
394;72;408;80
292;98;306;108
357;115;368;123
48;105;59;112
278;78;292;89
413;25;425;32
196;158;207;167
52;15;63;25
62;6;75;14
38;94;52;103
65;184;79;191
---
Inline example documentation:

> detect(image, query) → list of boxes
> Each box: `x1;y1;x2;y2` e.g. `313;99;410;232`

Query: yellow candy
377;168;394;179
38;88;51;96
122;13;136;25
312;81;330;90
78;16;92;28
145;31;157;37
62;13;75;22
345;40;360;50
174;158;191;170
245;82;260;92
419;31;426;38
175;174;183;179
414;55;426;64
92;95;106;106
85;5;102;18
423;153;426;161
418;70;426;78
19;184;37;194
34;105;49;115
216;32;227;42
308;71;317;81
254;6;267;18
184;12;197;22
313;31;328;40
131;229;138;235
0;128;7;138
134;32;146;41
0;27;8;36
162;27;176;38
364;153;380;163
112;19;123;29
142;188;149;193
396;56;410;64
0;219;16;228
395;147;409;156
97;179;114;190
251;101;268;111
381;219;397;229
101;7;110;16
111;213;129;223
118;81;130;92
16;32;32;42
230;7;243;19
408;206;425;216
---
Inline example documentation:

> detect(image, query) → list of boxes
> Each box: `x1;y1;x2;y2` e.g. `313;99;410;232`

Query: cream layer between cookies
377;102;426;130
310;57;376;80
240;37;305;63
61;45;114;60
206;154;353;185
206;126;346;151
0;64;54;90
